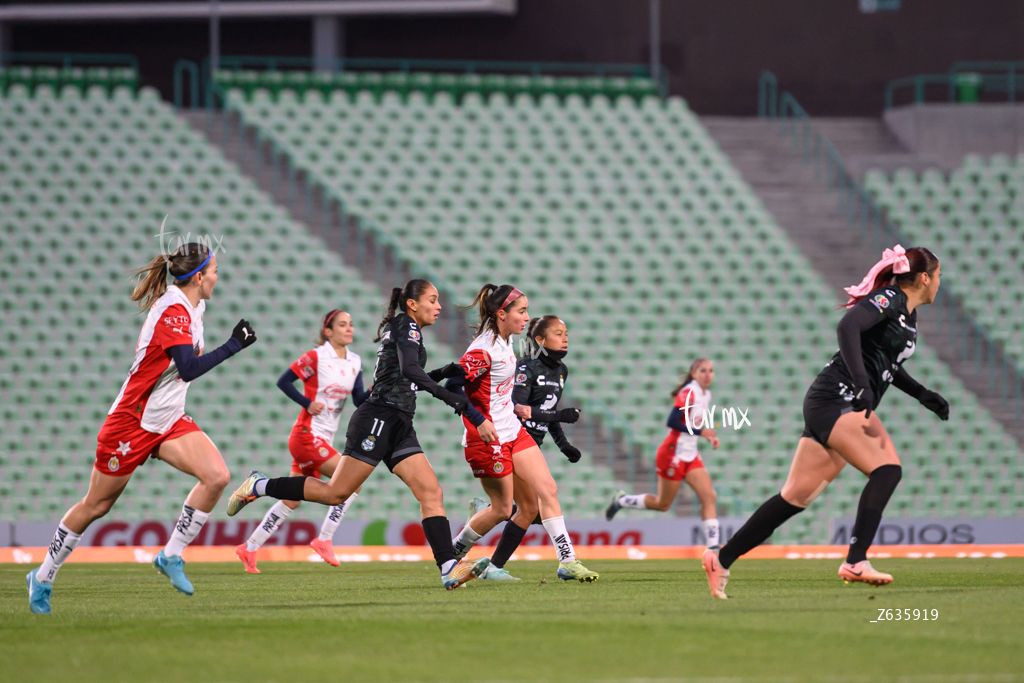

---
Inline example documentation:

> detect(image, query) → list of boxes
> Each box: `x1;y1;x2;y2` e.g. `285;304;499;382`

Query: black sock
507;503;518;521
264;476;308;501
847;464;902;564
718;493;804;569
421;516;456;571
490;521;528;568
532;514;542;525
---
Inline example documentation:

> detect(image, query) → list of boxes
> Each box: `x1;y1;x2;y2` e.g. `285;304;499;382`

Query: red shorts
655;443;705;481
465;427;536;479
289;426;340;477
95;412;204;476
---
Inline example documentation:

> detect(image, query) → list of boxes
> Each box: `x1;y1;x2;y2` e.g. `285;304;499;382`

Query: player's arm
892;366;949;420
444;376;486;426
350;371;371;407
549;421;582;463
837;301;886;416
276;368;312;410
168;320;256;383
396;338;467;414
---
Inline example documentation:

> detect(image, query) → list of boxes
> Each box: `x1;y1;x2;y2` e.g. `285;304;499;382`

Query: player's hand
477;420;499;443
560;444;582;463
307;401;325;416
702;428;717;440
556;407;581;424
231;319;257;349
514;404;532;420
919;389;949;421
429;362;466;382
438;388;469;416
851;382;874;419
708;436;721;450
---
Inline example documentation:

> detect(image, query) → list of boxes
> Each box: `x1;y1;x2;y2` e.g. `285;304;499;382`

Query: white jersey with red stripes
289;342;362;442
107;286;205;434
459;329;520;444
660;380;712;462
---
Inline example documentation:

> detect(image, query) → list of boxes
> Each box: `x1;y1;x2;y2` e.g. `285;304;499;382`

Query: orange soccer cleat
838;560;893;586
309;538;341;567
235;544;260;574
702;548;729;599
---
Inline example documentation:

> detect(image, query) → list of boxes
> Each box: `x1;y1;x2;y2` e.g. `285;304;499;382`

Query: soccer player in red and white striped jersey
26;244;256;614
235;309;369;573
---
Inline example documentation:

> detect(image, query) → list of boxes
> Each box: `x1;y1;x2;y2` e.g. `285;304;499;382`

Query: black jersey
368;312;427;416
513;356;569;444
820;285;918;408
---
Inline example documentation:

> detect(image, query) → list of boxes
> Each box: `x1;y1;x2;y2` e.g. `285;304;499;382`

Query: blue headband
170;251;212;281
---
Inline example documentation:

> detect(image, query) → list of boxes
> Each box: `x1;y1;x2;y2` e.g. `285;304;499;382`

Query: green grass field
2;559;1022;682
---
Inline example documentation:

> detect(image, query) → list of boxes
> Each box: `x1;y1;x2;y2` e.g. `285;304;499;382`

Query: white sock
246;501;293;552
703;518;721;549
542;516;576;563
452;523;482;559
35;523;82;583
254;478;268;496
619;494;649;510
440;559;457;575
164;504;210;558
319;493;356;542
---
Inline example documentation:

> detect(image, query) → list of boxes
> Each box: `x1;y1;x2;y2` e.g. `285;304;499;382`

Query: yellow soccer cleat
557;559;599;583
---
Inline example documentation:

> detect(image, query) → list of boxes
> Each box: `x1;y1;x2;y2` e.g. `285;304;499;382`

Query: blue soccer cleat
26;570;52;615
153;550;194;595
480;563;520;581
605;490;626;521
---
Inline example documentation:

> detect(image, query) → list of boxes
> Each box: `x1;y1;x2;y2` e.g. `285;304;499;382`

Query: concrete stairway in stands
703;116;1024;443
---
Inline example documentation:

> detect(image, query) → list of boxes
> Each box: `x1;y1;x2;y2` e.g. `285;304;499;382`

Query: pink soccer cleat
235;544;260;574
702;548;729;599
309;538;341;567
838;560;892;586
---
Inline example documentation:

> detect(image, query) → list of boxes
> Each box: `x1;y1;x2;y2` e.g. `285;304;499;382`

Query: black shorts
343;402;422;472
801;373;854;447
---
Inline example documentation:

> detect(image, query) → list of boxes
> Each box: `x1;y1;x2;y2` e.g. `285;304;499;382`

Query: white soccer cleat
702;548;729;599
838;560;893;586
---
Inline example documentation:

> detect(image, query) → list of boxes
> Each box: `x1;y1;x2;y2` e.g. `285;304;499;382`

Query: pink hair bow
843;245;910;307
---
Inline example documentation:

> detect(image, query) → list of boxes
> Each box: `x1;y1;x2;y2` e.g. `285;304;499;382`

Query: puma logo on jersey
172;327;185;335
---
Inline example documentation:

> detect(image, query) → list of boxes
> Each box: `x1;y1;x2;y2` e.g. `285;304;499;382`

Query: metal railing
885;61;1024;109
759;71;1023;422
173;60;200;109
0;50;139;70
199;54;669;108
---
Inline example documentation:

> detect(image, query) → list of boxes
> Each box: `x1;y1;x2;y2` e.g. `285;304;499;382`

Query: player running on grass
26;243;257;614
703;246;949;599
606;358;722;550
226;280;489;590
235;308;370;573
447;285;598;583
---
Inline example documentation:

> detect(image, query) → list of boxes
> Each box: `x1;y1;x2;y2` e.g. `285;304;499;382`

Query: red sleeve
459;348;491;382
290;350;319;384
674;388;698;428
151;304;193;349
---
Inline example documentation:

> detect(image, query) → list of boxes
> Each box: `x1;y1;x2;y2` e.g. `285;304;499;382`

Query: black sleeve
444;376;486;426
397;342;444;396
891;365;925;400
276;368;312;410
351;371;370;407
511;361;535;406
837;301;885;384
549;420;569;448
169;337;242;383
666;406;703;437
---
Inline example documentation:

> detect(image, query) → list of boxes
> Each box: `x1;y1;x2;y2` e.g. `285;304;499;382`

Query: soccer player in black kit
227;279;491;590
703;246;949;598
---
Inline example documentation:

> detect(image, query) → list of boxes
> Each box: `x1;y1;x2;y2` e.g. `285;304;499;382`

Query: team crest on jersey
666;467;674;477
301;366;315;379
871;294;890;310
493;462;504;474
361;435;377;451
516;373;527;384
108;456;120;472
408;329;421;341
318;447;329;457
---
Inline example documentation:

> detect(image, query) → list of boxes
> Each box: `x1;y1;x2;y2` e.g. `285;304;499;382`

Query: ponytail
130;242;211;311
670;357;710;399
375;279;433;342
464;283;523;337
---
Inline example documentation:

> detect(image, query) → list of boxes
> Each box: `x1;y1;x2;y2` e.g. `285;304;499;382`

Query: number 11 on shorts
370;419;385;436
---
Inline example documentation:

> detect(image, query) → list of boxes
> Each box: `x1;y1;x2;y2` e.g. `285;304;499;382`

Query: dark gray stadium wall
7;0;1024;115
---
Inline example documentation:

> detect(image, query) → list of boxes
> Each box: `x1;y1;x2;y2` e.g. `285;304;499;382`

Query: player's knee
704;488;718;507
86;496;116;520
207;466;231;492
415;484;444;511
491;499;515;519
651;499;673;512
